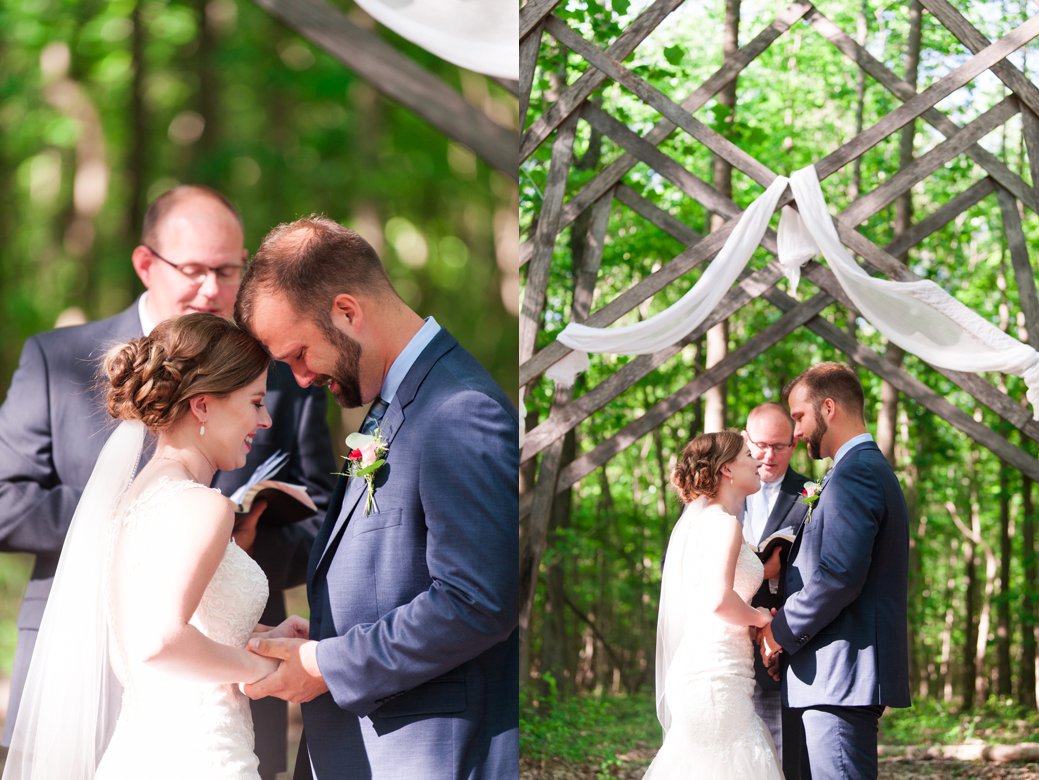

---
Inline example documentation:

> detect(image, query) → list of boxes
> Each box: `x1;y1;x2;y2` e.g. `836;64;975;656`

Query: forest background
520;0;1039;774
0;0;518;679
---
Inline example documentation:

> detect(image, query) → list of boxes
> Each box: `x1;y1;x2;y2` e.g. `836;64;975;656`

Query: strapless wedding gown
97;479;269;780
645;502;783;779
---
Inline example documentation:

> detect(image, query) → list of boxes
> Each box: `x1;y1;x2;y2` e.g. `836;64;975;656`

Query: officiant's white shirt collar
379;316;440;404
138;293;158;336
831;432;873;469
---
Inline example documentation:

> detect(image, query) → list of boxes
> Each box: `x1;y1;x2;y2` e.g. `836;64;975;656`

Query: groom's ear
331;294;362;335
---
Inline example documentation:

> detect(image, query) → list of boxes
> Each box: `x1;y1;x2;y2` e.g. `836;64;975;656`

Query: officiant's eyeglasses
145;246;244;285
748;439;793;453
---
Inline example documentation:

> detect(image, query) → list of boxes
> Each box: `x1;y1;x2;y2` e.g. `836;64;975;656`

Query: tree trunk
997;462;1012;696
703;0;740;433
849;0;868;201
128;0;147;244
1020;443;1038;708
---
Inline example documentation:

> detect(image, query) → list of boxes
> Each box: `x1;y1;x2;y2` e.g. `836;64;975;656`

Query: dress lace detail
98;478;269;780
645;503;783;779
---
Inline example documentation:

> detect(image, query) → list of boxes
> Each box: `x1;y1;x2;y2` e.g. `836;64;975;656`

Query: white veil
654;495;708;734
3;420;145;779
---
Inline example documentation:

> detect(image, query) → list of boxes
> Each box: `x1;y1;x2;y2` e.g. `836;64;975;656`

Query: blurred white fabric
355;0;518;80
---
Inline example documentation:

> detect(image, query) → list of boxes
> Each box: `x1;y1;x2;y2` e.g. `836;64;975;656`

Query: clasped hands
752;607;783;683
241;615;329;703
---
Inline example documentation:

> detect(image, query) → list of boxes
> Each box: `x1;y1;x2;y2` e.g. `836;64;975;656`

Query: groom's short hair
235;215;397;330
783;362;865;418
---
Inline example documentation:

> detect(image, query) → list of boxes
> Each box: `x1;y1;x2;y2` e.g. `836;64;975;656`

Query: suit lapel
312;329;460;574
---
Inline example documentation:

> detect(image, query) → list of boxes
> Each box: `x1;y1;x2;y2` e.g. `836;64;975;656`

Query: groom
759;363;910;779
235;217;519;779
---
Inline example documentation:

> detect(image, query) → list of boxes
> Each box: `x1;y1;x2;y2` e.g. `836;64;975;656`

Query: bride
645;430;783;779
4;313;290;779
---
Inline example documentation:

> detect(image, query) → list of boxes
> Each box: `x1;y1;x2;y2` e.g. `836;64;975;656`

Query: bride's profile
645;430;783;779
4;313;284;779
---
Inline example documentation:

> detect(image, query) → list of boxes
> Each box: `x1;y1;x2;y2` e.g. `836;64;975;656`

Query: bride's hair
103;312;270;430
672;430;745;502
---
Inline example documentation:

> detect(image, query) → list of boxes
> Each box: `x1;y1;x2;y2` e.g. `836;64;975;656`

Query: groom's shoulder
420;332;516;418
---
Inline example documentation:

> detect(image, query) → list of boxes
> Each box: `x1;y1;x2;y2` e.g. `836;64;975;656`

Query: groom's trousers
794;704;884;780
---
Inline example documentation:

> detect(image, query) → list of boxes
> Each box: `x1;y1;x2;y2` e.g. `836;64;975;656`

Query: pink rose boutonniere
800;480;822;524
340;428;388;515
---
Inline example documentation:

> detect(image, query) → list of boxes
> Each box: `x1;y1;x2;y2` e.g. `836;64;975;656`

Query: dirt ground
520;742;1039;779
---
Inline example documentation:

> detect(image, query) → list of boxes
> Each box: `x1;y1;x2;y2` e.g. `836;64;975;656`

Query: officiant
0;184;336;780
740;402;808;780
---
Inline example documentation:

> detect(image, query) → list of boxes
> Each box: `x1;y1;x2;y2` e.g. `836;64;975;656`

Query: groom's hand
758;623;783;681
242;637;329;703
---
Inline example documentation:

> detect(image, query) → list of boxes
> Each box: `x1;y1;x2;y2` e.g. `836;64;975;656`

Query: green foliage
880;698;1039;746
521;685;659;777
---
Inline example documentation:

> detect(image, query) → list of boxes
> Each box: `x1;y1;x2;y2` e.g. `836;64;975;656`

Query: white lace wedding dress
645;501;783;779
97;478;269;780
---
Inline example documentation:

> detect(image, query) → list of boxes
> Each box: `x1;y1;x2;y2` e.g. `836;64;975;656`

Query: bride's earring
200;421;206;437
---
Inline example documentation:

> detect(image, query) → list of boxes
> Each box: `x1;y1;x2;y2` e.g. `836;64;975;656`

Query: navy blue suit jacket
771;440;911;709
299;328;519;780
0;301;336;773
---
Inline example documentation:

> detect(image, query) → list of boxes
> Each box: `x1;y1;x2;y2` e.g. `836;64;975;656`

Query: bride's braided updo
104;313;270;430
671;430;745;503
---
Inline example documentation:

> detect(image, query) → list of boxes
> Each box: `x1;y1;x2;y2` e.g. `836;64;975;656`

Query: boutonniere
800;480;822;524
339;428;388;515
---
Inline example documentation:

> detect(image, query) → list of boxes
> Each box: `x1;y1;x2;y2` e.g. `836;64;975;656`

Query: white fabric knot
777;205;820;294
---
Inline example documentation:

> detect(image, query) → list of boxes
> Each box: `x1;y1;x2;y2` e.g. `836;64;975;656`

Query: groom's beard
320;321;363;408
806;407;828;459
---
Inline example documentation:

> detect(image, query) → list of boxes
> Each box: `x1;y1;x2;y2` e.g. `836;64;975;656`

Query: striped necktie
360;397;389;435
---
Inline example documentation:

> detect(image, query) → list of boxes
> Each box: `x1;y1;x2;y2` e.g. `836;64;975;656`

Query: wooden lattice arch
518;0;1039;634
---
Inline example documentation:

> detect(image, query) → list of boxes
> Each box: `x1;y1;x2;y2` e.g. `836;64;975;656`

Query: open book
229;451;318;527
751;526;796;562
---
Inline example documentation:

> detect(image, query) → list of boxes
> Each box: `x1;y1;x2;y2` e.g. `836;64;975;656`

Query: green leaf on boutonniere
355;459;385;478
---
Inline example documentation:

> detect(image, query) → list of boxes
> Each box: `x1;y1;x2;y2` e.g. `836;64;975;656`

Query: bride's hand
754;606;773;628
244;650;280;686
250;615;309;642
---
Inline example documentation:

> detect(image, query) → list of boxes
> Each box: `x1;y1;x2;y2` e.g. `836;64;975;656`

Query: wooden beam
519;21;543;126
520;0;685;161
806;7;1038;213
251;0;517;179
546;15;775;186
581;103;743;218
842;97;1019;227
884;178;994;260
520;114;578;364
920;0;1039;119
996;186;1039;347
813;14;1039;182
614;185;702;246
520;0;562;40
520;189;610;635
520;1;812;250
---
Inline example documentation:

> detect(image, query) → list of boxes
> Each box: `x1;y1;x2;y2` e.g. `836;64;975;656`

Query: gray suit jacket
0;301;336;775
298;328;519;780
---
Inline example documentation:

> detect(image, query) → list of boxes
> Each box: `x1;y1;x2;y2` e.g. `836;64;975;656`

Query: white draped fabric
551;165;1039;420
354;0;518;80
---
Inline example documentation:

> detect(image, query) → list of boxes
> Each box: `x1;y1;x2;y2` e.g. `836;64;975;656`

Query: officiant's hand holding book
230;451;318;528
751;526;796;562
